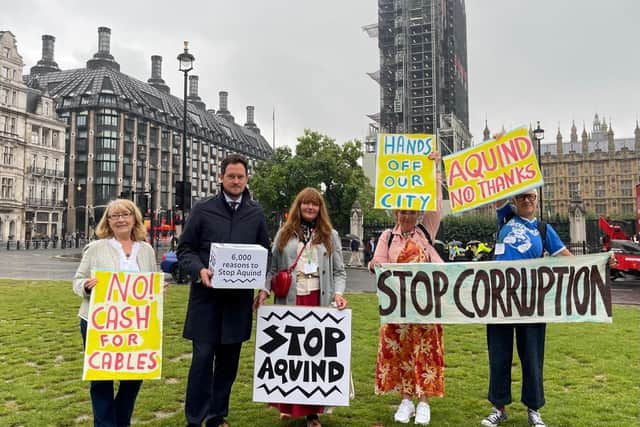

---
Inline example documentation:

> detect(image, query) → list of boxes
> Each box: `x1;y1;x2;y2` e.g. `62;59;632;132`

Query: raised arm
421;152;443;238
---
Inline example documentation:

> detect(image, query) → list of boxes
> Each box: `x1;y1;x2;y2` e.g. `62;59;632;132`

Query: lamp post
177;41;194;220
533;121;545;221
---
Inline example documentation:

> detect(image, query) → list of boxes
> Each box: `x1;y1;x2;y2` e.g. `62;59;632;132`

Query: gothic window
593;163;604;176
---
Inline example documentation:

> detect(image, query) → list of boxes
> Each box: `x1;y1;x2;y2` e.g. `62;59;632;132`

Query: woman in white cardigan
73;198;158;427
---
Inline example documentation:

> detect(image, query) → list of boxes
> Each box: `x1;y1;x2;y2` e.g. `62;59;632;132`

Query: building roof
25;63;272;159
541;137;635;156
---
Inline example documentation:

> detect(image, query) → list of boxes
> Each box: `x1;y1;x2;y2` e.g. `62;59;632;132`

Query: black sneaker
481;407;508;426
528;409;546;427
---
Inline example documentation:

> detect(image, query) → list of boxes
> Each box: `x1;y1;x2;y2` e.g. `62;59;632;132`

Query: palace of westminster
1;27;639;241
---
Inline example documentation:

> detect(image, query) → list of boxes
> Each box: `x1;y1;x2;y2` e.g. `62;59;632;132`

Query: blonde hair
95;199;147;241
277;187;334;254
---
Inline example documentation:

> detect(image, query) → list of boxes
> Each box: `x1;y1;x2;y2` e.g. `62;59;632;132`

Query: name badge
303;262;318;275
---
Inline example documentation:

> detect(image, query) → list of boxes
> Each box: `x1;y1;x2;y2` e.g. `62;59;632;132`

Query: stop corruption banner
376;253;612;324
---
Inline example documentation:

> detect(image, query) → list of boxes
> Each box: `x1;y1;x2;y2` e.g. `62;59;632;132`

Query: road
0;248;639;305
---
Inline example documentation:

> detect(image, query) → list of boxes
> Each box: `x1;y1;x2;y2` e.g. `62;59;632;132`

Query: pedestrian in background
254;187;347;427
72;198;158;427
364;235;376;265
349;237;361;266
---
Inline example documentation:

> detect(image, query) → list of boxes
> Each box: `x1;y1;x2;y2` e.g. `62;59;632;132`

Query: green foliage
439;213;497;243
0;280;638;426
358;183;392;224
251;130;368;230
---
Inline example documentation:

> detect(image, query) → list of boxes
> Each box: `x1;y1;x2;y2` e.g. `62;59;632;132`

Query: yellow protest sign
83;270;164;380
443;127;543;213
374;133;437;211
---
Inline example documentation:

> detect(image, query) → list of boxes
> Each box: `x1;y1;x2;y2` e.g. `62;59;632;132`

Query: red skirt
270;290;324;418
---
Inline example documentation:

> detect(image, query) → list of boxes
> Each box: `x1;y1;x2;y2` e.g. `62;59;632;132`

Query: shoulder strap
387;224;433;249
537;220;548;255
287;241;308;272
386;228;395;250
416;223;433;246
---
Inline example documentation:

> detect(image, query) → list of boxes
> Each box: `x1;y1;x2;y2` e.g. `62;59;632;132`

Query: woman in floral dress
368;152;444;425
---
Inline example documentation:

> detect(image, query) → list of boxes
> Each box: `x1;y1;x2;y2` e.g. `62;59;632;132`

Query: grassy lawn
0;279;638;426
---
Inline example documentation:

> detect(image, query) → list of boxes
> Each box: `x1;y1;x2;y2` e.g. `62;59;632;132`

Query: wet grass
0;280;638;426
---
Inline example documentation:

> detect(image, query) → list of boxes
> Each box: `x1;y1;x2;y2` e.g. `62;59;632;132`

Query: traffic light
175;181;192;211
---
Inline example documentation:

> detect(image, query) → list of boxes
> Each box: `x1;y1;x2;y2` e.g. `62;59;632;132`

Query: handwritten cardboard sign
253;305;352;406
443;127;543;213
376;253;612;324
374;133;437;211
208;243;268;289
83;270;164;380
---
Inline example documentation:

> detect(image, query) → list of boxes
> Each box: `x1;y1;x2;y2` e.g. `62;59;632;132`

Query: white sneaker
394;399;415;423
414;401;431;425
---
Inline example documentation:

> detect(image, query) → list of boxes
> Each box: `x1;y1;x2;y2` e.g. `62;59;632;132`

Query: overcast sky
3;0;639;149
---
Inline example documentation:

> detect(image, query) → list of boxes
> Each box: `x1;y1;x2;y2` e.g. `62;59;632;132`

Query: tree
251;130;368;233
358;183;393;224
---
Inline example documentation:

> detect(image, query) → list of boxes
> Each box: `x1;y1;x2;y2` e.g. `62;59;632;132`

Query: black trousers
185;340;243;426
80;319;142;427
487;323;546;411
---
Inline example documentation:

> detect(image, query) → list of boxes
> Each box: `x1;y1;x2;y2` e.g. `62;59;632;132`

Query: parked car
160;251;189;284
609;239;640;280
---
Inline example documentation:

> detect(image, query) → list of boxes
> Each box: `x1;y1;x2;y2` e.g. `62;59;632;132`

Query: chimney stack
98;27;111;54
219;91;228;112
216;91;234;122
245;106;255;125
244;106;260;134
147;55;170;94
189;75;199;98
42;35;55;62
86;26;120;71
187;75;206;110
29;34;60;75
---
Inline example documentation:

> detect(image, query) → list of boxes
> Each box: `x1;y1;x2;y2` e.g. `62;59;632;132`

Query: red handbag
271;242;307;298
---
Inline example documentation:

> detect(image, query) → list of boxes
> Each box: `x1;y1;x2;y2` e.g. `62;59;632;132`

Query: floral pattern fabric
374;237;445;398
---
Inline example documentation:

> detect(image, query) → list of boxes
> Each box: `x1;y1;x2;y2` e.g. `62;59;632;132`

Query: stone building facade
482;115;640;219
0;31;66;241
22;27;272;237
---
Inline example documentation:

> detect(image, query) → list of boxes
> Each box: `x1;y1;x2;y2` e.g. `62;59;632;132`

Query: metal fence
0;238;92;250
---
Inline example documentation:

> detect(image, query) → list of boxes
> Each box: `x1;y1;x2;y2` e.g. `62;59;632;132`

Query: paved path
0;250;638;306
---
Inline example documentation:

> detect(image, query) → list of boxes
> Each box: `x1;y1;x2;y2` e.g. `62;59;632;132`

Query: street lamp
533;121;545;221
177;41;194;219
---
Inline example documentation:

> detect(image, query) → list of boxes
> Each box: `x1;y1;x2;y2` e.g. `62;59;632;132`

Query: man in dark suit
178;154;270;427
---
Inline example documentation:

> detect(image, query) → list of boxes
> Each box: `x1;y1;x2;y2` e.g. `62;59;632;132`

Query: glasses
108;212;132;220
515;194;537;202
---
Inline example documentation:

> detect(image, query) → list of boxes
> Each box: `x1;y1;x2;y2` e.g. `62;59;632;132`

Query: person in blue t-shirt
481;189;572;427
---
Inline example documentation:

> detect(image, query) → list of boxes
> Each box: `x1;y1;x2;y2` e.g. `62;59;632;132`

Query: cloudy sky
3;0;639;149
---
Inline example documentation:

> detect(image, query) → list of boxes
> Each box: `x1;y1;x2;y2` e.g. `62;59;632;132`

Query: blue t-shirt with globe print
495;202;566;261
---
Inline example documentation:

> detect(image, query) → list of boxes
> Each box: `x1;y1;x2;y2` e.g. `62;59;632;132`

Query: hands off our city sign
253;305;352;407
83;270;164;380
374;133;437;211
376;253;612;324
443;126;543;213
208;243;268;289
